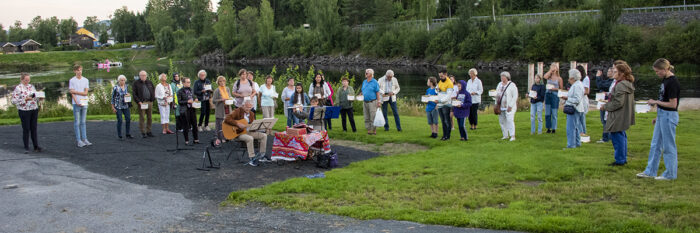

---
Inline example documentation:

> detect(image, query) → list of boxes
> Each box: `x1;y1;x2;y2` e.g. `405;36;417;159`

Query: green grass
224;110;700;233
0;49;157;68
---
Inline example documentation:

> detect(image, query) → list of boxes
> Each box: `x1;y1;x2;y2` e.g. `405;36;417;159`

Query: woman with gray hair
562;69;585;149
193;69;212;131
466;68;483;130
155;73;174;134
111;75;133;140
496;71;518;141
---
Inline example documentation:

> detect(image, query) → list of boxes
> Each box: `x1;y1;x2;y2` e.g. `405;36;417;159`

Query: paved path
0;121;520;233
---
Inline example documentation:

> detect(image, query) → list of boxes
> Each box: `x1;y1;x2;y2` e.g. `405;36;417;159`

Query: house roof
2;42;16;47
75;28;97;41
11;39;41;46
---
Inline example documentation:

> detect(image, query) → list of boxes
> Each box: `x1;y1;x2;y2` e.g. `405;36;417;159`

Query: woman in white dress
155;73;174;134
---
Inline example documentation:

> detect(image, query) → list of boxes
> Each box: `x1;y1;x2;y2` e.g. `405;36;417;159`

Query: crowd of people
10;58;682;179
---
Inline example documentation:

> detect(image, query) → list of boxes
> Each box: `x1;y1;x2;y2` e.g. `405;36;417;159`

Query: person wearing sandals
11;72;43;153
155;73;175;135
111;75;133;140
177;78;199;145
213;76;233;146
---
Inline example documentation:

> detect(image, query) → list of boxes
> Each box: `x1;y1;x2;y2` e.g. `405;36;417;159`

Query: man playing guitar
224;100;268;166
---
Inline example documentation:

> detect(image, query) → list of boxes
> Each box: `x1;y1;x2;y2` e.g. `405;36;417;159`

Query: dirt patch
518;180;545;187
331;140;428;156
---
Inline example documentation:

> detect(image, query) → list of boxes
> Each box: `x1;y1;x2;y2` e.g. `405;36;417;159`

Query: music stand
167;120;194;154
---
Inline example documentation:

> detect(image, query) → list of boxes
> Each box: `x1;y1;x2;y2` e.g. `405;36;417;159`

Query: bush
190;35;221;57
403;29;429;58
562;36;595;62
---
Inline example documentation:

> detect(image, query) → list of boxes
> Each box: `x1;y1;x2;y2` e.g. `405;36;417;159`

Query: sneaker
636;173;654;179
259;157;272;163
126;135;134;139
501;137;508;140
655;176;672;181
142;133;148;138
34;147;42;153
552;130;556;134
246;160;258;167
596;139;606;143
82;140;92;146
509;137;516;141
198;126;203;132
77;141;86;148
147;132;155;137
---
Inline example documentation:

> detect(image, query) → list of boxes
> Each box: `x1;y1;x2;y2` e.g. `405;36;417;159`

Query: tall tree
156;26;175;54
419;0;438;31
341;0;372;26
214;0;238;52
0;24;7;42
170;0;192;30
111;7;137;43
83;16;100;32
373;0;395;23
58;18;78;42
305;0;341;51
8;21;27;42
257;0;275;55
190;0;213;34
34;16;59;47
145;0;174;38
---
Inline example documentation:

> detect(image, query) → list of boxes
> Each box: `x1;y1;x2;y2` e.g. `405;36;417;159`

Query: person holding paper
378;70;402;132
436;71;454;140
11;72;42;153
293;97;325;131
637;58;681;180
594;68;615;143
111;75;133;140
361;69;381;135
193;70;212;132
282;78;296;127
289;82;310;123
177;78;199;145
133;70;156;138
155;73;174;135
170;73;183;132
453;80;472;141
562;69;585;149
496;71;518;141
232;69;255;108
466;68;483;130
335;76;356;132
576;65;590;136
425;77;439;138
225;101;268;167
245;71;261;113
69;65;92;147
213;76;233;146
600;61;636;166
309;73;332;129
260;75;277;119
529;74;546;134
544;62;564;134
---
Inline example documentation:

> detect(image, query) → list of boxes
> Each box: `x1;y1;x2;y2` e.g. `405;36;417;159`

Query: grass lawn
224;110;700;233
0;49;156;68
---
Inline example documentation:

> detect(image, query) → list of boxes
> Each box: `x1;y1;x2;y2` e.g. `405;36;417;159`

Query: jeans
611;131;628;164
545;92;559;130
457;117;468;139
381;101;402;131
198;101;210;127
643;109;679;179
324;118;332;130
72;104;88;142
599;110;609;141
116;108;131;137
340;108;356;132
566;111;582;148
578;111;587;134
468;103;479;126
438;106;451;138
530;102;543;134
18;109;39;150
287;108;299;127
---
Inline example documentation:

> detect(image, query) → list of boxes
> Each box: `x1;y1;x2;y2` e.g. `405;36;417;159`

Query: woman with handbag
496;72;518;141
562;69;585;149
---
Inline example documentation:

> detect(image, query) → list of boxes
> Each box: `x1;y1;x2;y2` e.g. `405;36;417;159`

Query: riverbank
0;49;159;70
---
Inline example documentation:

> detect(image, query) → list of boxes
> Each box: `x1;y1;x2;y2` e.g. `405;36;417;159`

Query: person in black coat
132;70;156;138
177;78;199;145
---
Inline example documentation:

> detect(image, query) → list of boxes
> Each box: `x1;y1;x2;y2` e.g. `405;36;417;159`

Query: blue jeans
578;111;587;134
116;108;131;137
72;104;88;142
530;102;543;134
545;92;559;130
457;117;467;139
600;110;609;141
566;111;582;148
611;131;628;164
287;108;296;127
381;101;402;131
643;109;679;179
438;106;451;139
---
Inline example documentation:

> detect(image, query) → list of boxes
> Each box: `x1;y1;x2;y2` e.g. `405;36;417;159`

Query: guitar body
222;119;248;140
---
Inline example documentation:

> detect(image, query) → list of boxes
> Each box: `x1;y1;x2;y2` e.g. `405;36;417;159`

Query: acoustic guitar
222;119;249;140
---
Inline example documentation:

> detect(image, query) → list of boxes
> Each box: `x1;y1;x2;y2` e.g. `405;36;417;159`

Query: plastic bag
373;108;385;127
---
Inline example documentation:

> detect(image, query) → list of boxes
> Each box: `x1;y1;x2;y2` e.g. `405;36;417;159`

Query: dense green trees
0;24;6;42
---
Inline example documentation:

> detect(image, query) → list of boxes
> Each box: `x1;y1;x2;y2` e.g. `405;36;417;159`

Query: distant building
70;28;97;49
1;39;42;53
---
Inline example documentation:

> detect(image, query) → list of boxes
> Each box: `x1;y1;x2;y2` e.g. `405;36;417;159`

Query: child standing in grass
426;77;439;138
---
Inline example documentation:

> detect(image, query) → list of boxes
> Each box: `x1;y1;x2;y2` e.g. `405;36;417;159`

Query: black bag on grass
316;151;338;169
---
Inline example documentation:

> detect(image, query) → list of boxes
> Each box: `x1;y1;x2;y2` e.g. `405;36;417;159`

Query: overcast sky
0;0;216;29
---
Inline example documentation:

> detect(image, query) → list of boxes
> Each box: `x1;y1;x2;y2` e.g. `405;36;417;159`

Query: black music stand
167;125;194;154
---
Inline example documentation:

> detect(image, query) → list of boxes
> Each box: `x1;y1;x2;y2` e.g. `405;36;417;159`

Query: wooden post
537;62;544;76
581;63;588;77
528;63;535;92
570;61;577;71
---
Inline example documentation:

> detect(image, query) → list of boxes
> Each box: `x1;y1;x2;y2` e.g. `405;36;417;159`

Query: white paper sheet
124;96;131;102
140;103;149;109
225;99;234;105
355;95;364;101
34;91;45;98
192;102;201;108
558;91;568;98
529;90;537;98
347;95;355;101
79;99;89;106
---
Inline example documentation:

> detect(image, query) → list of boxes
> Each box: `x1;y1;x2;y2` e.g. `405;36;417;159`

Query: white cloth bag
373;108;385;127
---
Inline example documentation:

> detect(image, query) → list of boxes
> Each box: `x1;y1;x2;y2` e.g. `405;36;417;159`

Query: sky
0;0;216;29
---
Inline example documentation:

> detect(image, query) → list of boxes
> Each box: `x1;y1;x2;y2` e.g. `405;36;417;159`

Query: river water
1;63;699;110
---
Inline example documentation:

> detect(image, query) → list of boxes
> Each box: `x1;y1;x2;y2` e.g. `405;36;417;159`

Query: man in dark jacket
132;70;156;138
595;68;615;143
193;70;212;132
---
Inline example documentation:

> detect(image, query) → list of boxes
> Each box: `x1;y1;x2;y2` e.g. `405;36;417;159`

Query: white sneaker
509;137;516;141
204;126;211;131
636;172;654;178
198;126;203;132
82;139;92;146
77;141;86;148
655;176;672;181
501;137;508;140
596;139;606;143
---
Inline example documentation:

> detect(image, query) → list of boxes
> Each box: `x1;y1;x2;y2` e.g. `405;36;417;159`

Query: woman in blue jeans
530;74;546;134
544;62;564;133
563;69;585;148
637;59;681;180
111;75;133;140
601;61;635;166
452;80;472;141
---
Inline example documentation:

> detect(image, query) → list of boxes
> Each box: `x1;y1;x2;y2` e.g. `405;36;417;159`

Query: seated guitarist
224;100;268;166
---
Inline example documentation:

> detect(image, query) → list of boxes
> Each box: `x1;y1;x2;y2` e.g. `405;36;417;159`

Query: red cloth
271;131;331;161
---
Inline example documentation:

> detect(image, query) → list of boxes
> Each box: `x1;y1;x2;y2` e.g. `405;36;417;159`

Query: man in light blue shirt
361;68;381;135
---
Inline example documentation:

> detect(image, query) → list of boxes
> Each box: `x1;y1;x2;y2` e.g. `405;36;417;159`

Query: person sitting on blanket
224;100;269;166
293;97;325;131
